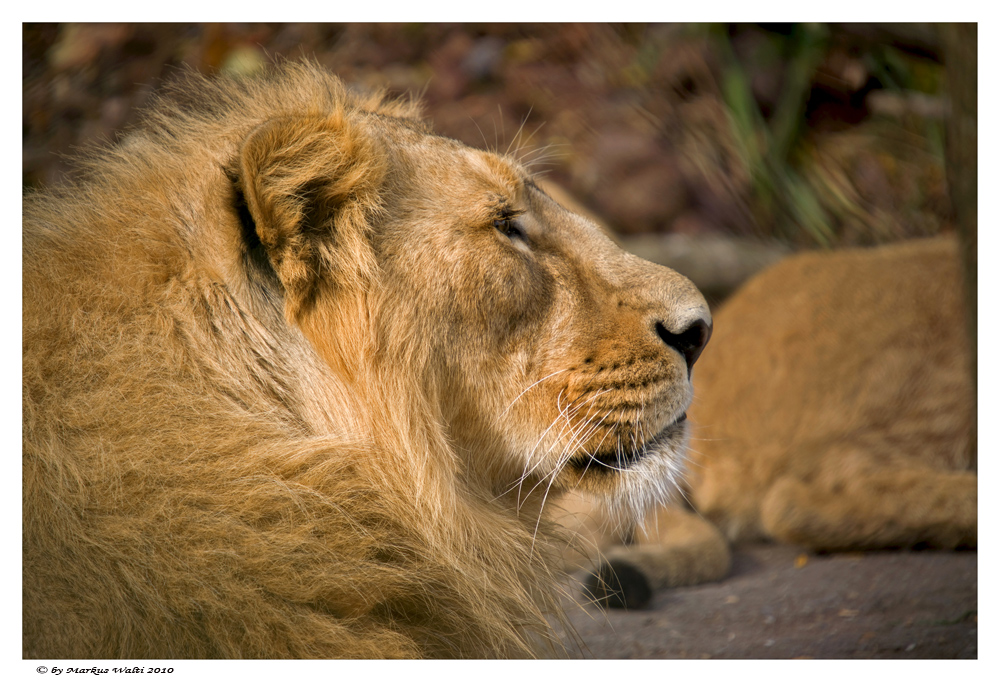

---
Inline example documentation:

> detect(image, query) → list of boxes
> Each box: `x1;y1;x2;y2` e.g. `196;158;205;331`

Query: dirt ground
563;543;977;659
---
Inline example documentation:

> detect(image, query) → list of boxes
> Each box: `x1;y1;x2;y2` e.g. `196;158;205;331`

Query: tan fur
569;236;975;601
23;62;711;658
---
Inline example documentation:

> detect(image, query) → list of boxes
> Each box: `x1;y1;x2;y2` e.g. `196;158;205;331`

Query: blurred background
21;23;974;304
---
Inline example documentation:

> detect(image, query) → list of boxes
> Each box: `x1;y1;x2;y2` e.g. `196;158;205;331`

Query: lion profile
567;236;976;609
22;61;711;658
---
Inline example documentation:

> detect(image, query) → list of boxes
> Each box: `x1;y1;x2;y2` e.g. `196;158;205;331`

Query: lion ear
233;113;386;317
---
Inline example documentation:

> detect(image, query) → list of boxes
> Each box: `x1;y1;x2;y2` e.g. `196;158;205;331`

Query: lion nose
654;315;712;375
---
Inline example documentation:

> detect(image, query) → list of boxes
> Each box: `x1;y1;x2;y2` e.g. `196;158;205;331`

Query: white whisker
500;368;568;418
505;107;535;158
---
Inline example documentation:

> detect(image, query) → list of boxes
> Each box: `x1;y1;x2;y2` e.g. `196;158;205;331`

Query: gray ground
565;543;977;659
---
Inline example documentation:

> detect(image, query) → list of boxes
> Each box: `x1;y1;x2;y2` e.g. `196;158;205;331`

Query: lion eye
493;217;526;241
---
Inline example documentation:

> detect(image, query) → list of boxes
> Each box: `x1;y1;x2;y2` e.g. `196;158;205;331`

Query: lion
22;61;712;658
564;235;977;609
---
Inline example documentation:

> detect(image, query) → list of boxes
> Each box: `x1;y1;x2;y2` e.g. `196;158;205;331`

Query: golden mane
24;62;568;658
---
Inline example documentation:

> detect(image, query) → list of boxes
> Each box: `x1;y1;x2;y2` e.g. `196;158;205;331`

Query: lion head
231;86;711;520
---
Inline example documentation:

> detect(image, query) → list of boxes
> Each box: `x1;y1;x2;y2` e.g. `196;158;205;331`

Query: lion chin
22;61;710;658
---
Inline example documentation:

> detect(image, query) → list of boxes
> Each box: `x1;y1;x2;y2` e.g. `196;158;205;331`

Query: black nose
654;318;712;374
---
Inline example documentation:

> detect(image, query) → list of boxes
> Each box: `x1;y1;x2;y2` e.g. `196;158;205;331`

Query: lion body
687;236;975;550
565;236;976;606
24;63;710;657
